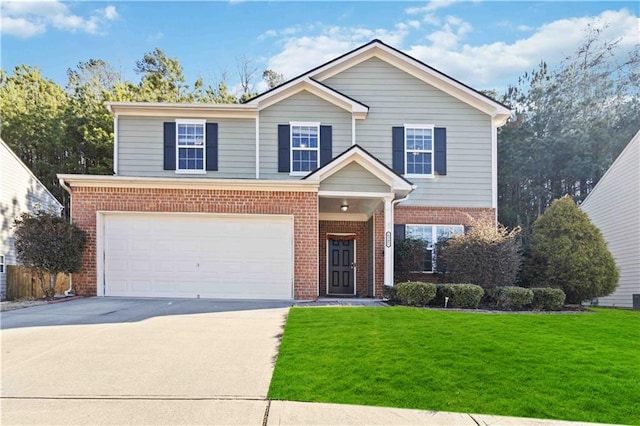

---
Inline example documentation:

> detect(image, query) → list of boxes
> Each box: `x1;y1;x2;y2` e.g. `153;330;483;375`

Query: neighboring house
581;131;640;309
1;138;63;300
58;39;511;301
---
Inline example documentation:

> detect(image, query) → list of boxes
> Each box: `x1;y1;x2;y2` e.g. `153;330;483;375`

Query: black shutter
278;124;290;172
394;224;406;240
434;127;447;175
163;122;176;170
205;123;218;171
392;126;404;174
320;125;332;167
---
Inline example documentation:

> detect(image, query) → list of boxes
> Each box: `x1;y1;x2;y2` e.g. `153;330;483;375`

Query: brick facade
394;206;496;226
70;186;318;300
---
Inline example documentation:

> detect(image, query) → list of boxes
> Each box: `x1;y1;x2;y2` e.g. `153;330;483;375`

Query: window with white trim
406;224;464;272
0;255;4;273
405;125;434;176
291;122;319;174
176;120;206;173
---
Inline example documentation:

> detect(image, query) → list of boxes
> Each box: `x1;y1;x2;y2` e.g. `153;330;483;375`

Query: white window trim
175;119;207;174
290;121;320;176
404;124;434;179
405;224;464;273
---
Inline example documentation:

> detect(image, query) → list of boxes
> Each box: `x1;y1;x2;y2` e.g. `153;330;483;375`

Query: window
406;224;464;272
176;120;206;173
290;122;319;174
0;255;4;273
405;125;433;176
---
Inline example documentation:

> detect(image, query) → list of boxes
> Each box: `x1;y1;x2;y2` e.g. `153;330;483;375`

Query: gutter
57;176;75;297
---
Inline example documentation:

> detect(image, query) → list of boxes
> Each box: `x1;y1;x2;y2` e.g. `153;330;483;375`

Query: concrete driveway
1;297;291;425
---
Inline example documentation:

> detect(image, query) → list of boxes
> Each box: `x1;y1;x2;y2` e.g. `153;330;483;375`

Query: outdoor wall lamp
340;204;349;212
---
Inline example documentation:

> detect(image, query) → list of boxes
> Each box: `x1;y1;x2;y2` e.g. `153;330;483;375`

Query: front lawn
268;307;640;425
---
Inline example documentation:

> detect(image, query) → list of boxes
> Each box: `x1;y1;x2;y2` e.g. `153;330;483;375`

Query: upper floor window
176;119;206;173
290;122;320;174
405;125;434;177
406;224;463;272
0;255;4;273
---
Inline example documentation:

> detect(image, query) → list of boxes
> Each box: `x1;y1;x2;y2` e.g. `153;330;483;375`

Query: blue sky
2;1;638;94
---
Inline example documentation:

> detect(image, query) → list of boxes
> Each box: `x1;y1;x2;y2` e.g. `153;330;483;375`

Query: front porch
303;145;414;298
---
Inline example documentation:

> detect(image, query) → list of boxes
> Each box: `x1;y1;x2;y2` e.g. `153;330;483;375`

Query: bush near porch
268;307;640;425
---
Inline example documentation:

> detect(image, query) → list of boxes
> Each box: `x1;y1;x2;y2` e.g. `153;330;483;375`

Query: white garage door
103;213;293;300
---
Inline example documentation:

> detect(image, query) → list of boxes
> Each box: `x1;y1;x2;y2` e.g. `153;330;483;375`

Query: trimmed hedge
383;285;398;302
433;284;484;309
486;286;534;310
395;282;437;307
530;288;566;311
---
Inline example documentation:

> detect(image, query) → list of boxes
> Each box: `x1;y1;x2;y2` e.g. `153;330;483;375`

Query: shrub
530;288;566;311
394;238;427;283
383;285;398;302
395;282;437;307
486;286;534;310
523;195;619;304
433;284;484;309
435;220;522;288
14;211;87;298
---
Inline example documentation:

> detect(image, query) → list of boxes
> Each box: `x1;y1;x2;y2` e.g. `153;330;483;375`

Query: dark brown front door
328;239;355;295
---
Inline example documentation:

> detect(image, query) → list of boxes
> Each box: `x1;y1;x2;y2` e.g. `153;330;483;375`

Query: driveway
1;297;291;425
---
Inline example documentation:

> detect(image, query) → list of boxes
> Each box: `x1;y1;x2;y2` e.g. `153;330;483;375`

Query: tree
65;59;118;175
134;48;191;102
523;195;618;304
263;69;285;89
435;220;522;288
0;66;69;202
498;24;640;234
14;211;87;298
236;55;259;102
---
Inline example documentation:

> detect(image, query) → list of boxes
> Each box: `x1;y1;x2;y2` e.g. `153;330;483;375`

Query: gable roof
303;144;414;194
246;39;511;125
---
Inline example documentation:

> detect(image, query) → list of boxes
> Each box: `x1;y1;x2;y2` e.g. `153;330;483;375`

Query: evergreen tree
523;195;618;304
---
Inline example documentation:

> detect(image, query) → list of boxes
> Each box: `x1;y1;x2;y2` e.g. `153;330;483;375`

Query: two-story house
58;39;511;301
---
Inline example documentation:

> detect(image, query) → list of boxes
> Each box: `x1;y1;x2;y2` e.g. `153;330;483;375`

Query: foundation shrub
486;286;534;310
395;282;436;307
432;284;485;309
530;288;566;311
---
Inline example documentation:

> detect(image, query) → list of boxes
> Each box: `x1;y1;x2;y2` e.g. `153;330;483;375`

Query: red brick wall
394;206;495;226
70;186;318;300
318;221;369;297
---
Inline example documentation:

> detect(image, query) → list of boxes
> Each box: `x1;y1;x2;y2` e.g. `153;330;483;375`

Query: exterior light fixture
340;204;349;212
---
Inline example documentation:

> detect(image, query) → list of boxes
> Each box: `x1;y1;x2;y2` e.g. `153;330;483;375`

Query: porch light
340;204;349;212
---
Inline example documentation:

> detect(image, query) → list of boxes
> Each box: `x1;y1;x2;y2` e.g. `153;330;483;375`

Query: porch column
383;196;393;287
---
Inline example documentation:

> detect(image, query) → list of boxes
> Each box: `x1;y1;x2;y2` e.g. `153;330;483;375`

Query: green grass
268;307;640;425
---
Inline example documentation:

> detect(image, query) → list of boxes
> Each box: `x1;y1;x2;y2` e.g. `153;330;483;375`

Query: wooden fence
6;265;70;300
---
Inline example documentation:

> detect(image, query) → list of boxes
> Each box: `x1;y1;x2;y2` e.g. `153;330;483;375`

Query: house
57;39;511;301
581;131;640;309
1;138;63;300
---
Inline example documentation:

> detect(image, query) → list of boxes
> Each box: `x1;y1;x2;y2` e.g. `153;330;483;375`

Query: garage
101;213;294;300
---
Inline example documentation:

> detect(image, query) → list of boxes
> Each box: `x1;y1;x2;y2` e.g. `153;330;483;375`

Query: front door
327;238;355;295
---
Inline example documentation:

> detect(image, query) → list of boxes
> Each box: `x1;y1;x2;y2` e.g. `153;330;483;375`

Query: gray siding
324;57;493;208
259;91;352;179
320;162;390;193
581;132;640;308
1;141;62;300
118;116;255;178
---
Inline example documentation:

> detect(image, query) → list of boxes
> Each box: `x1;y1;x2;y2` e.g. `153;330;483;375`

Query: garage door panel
104;214;293;299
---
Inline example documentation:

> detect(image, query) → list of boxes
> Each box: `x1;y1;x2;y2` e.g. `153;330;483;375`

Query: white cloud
266;23;410;79
0;0;118;38
406;9;639;89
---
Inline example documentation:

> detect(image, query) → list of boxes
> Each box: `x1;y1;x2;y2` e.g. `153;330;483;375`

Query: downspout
387;186;415;289
58;177;74;297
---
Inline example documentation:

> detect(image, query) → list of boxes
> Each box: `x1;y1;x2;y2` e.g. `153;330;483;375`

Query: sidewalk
266;401;616;426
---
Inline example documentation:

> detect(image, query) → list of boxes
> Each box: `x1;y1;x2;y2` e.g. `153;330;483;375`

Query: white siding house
581;131;640;309
0;139;63;300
